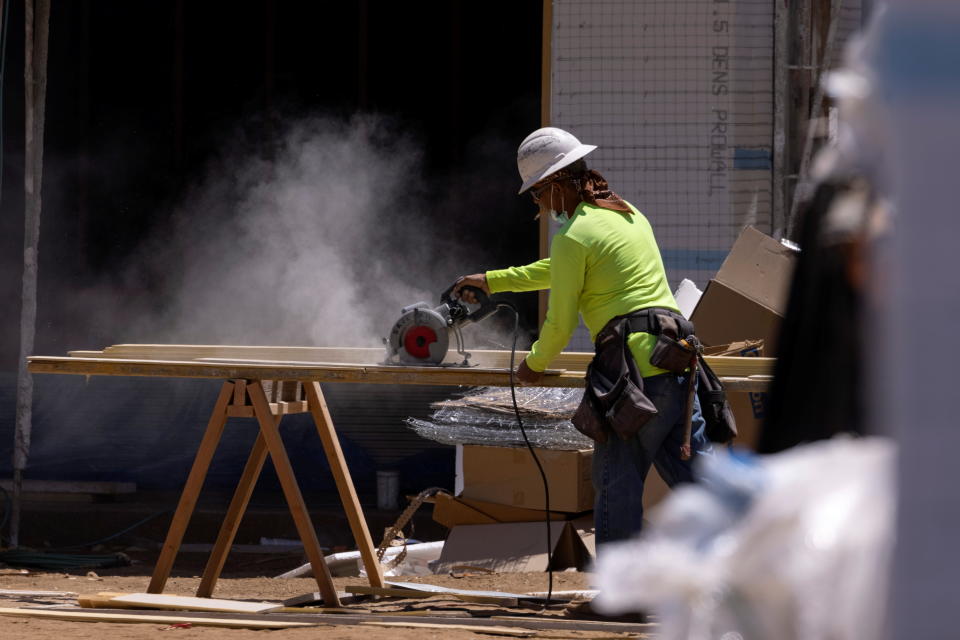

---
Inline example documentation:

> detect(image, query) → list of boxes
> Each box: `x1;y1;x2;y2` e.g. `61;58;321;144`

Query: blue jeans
592;372;712;546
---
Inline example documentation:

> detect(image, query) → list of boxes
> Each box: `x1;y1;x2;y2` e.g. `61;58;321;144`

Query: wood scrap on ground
360;620;536;637
282;590;355;607
346;584;458;599
523;589;599;601
77;592;130;608
0;588;77;597
343;580;576;609
11;601;655;635
0;606;316;629
279;589;365;605
346;585;521;608
107;592;282;613
277;605;369;614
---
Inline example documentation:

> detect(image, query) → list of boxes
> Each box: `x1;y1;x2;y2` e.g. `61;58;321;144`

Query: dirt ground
0;568;651;639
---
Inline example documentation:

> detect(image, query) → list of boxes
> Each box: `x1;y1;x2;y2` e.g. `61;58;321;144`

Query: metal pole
786;0;843;238
11;0;50;548
772;0;790;237
538;0;552;326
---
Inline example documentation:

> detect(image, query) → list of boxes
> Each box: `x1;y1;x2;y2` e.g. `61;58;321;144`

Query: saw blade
403;325;438;359
387;305;450;364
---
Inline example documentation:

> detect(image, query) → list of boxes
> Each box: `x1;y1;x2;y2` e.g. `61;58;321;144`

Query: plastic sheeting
594;437;895;640
406;386;593;450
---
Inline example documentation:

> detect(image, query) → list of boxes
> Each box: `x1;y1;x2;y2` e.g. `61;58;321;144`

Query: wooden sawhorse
146;378;384;606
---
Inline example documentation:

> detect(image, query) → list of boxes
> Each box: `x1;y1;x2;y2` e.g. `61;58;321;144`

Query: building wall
550;0;775;294
547;0;861;350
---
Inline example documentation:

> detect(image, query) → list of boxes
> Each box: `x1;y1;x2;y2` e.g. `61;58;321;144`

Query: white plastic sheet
594;437;895;640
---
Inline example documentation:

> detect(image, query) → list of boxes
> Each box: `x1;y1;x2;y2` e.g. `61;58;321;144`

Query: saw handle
443;283;488;305
441;284;498;326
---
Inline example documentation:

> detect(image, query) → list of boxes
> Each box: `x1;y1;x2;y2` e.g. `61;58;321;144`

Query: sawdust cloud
90;115;522;351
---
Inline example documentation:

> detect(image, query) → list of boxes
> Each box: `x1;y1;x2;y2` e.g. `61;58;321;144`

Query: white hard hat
516;127;597;194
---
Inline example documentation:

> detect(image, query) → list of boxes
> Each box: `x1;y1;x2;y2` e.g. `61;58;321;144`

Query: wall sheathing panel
550;0;775;291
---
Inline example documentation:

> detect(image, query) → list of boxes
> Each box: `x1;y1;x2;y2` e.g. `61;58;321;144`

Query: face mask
536;183;568;223
553;188;569;222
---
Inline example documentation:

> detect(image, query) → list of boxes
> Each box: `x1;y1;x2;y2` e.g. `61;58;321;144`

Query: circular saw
385;285;498;366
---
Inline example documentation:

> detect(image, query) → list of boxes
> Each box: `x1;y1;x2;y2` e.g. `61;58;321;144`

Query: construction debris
276;540;445;579
0;570;654;637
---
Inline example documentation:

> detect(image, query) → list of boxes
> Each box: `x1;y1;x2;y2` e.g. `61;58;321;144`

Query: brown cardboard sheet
460;446;594;513
433;521;591;573
432;492;568;529
690;226;798;357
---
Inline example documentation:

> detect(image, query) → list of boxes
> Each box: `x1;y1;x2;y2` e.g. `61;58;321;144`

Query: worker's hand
515;359;544;386
451;274;490;304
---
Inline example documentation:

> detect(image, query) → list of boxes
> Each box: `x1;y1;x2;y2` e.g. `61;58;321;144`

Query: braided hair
555;160;632;213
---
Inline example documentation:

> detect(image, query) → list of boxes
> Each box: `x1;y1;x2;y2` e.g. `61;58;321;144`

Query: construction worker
453;126;712;545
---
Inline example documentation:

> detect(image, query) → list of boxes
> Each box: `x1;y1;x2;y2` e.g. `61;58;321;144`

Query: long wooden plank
305;381;385;589
714;375;773;392
108;593;280;614
388;580;535;601
147;381;234;594
196;353;769;377
79;345;388;363
64;344;771;376
30;355;771;392
343;585;437;599
246;380;341;607
71;344;587;371
28;356;582;387
343;585;515;607
0;607;314;629
71;343;771;372
196;429;271;598
0;588;76;597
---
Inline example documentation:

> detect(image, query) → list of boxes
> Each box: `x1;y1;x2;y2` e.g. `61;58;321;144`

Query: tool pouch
572;318;659;443
571;380;608;443
604;375;659;439
649;313;697;373
696;354;738;443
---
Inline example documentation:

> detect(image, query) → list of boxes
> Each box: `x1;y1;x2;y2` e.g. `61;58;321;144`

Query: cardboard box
431;492;566;529
705;340;767;450
691;226;798;356
728;389;766;450
460;445;594;513
432;521;592;573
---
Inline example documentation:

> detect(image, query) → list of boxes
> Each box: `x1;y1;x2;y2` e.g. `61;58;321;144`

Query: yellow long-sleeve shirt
486;201;679;378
